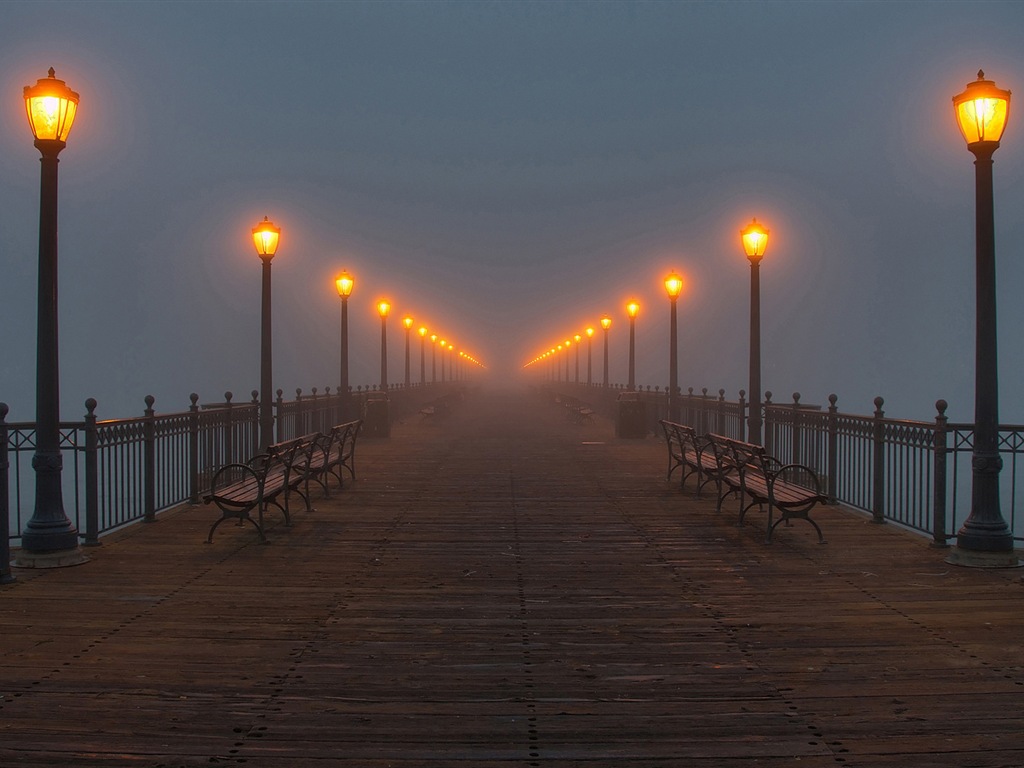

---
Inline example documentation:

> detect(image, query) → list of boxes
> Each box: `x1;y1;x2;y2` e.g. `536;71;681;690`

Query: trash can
616;391;647;438
363;392;391;438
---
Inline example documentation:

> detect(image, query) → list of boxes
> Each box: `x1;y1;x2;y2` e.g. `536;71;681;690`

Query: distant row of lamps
11;66;1016;572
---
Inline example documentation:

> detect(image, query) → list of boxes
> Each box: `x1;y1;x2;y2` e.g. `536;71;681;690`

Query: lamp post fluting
336;272;353;417
377;301;390;391
626;301;639;391
253;217;280;452
741;220;769;445
949;71;1016;564
601;316;611;387
586;327;594;386
664;273;683;422
18;68;83;560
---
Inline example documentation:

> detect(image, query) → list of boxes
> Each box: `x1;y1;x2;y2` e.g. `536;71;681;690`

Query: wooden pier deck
2;387;1023;767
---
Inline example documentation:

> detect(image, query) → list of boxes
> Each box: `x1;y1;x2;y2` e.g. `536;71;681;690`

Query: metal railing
3;382;450;559
555;382;1024;546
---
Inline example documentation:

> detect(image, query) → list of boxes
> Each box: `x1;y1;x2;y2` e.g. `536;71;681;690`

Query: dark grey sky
2;0;1024;422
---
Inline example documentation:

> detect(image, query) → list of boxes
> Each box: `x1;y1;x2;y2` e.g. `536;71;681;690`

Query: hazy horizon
3;1;1024;424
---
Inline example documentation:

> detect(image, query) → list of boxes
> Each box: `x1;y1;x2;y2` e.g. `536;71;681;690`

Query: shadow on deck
2;387;1023;767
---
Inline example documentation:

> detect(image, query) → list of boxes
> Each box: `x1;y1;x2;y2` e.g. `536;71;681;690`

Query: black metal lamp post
573;334;581;384
949;70;1017;566
601;316;611;387
418;326;427;384
626;300;639;390
377;300;390;391
741;219;769;445
430;334;438;383
564;338;572;382
664;272;683;422
336;271;353;417
252;216;280;452
18;68;85;562
439;338;447;383
586;327;594;386
402;316;413;387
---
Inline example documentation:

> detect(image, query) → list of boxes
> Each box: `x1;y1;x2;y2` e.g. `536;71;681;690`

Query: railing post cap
84;397;97;414
189;392;199;405
144;394;155;411
874;395;885;409
935;399;948;415
224;391;233;402
829;393;838;406
792;392;801;404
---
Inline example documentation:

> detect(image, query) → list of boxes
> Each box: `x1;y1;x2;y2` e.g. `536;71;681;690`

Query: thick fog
2;1;1024;424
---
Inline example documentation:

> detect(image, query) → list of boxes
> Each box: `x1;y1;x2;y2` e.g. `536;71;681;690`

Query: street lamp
601;316;611;387
586;327;595;386
949;70;1016;565
430;334;438;383
252;216;280;452
741;219;769;445
664;272;683;422
336;271;354;417
377;300;390;391
564;338;572;382
418;326;428;384
18;68;84;562
439;338;447;382
402;316;413;387
626;300;640;390
573;334;582;384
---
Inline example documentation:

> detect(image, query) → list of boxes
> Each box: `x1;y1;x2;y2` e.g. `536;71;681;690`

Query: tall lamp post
430;334;438;383
664;272;683;422
601;316;611;387
336;271;354;417
18;68;84;562
253;216;281;453
439;339;447;382
586;327;595;386
565;339;572;382
626;300;640;390
741;219;768;445
418;326;428;384
949;70;1016;565
377;300;390;391
402;316;413;387
573;334;582;384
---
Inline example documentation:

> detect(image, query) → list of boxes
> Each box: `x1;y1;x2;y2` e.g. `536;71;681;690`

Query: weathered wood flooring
2;387;1023;767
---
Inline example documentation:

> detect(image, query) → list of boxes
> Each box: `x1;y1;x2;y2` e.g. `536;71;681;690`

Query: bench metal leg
207;513;267;544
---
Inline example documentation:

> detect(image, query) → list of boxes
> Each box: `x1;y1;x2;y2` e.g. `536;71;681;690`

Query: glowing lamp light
741;218;770;261
586;327;595;337
601;316;612;330
664;272;683;299
252;216;281;258
24;68;79;144
574;333;581;343
336;272;354;297
403;316;414;330
377;300;391;318
626;300;640;319
418;326;427;337
954;70;1011;148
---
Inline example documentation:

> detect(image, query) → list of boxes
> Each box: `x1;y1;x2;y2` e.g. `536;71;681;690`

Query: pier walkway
2;387;1023;767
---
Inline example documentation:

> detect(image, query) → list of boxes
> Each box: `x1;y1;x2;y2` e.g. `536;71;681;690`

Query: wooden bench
203;435;316;543
323;419;362;491
707;433;827;544
659;420;718;496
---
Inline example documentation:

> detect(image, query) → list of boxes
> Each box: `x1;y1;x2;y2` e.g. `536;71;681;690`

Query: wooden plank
1;389;1023;766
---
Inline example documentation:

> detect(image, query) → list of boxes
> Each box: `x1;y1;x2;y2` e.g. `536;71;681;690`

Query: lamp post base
945;547;1021;568
13;546;88;569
